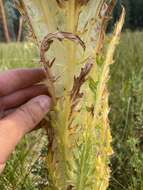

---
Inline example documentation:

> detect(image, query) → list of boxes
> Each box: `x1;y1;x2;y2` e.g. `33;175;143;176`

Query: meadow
109;31;143;190
0;31;143;190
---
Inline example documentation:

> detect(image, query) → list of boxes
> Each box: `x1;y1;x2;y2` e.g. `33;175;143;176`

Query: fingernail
37;95;51;112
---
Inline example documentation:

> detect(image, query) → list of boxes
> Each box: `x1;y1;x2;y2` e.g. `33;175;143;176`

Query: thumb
11;95;51;134
0;95;51;168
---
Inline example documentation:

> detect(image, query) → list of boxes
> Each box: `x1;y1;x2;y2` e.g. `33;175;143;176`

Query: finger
0;68;46;96
1;84;49;111
0;95;51;166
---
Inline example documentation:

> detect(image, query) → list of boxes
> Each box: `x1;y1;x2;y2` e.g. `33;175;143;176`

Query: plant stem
0;0;10;42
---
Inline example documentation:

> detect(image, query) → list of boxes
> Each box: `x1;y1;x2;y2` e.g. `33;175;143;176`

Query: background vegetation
0;0;20;41
109;31;143;190
111;0;143;30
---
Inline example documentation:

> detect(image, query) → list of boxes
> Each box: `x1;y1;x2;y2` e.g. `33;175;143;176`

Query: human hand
0;68;51;173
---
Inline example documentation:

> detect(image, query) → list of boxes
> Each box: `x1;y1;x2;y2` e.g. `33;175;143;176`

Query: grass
109;31;143;190
0;31;143;189
0;43;39;69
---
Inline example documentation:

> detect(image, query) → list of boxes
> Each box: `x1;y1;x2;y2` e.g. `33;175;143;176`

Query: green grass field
0;43;39;70
0;31;143;190
109;31;143;190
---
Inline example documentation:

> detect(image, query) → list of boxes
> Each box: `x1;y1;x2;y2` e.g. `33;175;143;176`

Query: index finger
0;68;46;96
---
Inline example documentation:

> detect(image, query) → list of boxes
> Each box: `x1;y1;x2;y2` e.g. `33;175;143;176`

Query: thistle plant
16;1;125;189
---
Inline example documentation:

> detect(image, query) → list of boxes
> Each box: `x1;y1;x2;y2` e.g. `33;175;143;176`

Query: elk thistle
16;0;125;189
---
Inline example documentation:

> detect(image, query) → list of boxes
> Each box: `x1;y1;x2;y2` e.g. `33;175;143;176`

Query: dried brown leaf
96;0;116;54
71;59;93;102
40;31;85;69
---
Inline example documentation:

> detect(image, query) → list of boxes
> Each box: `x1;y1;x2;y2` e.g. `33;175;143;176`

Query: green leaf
88;77;98;95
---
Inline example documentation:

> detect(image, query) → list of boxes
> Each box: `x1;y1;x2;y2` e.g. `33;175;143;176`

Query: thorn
53;75;61;82
49;57;56;68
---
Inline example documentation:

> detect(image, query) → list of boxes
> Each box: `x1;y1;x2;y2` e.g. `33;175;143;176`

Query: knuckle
18;106;38;126
34;99;47;113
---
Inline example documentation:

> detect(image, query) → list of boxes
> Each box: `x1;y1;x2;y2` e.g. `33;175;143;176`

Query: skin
0;68;51;173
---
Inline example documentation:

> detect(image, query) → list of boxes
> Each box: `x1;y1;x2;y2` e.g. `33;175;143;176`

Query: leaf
71;60;93;102
88;77;98;95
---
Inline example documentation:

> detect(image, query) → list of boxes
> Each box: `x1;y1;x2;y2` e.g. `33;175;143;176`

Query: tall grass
109;31;143;190
0;43;38;69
